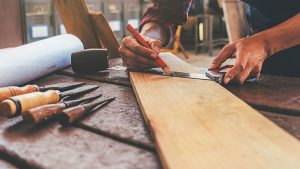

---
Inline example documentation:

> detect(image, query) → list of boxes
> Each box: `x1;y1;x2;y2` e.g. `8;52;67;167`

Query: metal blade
64;94;103;107
140;69;210;80
39;82;86;92
60;85;99;98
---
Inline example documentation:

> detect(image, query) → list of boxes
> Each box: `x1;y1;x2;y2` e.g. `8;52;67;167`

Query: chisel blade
60;85;99;98
39;82;86;92
64;94;103;107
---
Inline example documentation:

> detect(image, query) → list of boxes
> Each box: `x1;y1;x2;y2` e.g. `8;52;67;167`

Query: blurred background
0;0;249;66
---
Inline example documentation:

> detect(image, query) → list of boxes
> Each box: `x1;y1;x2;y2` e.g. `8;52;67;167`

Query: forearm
253;13;300;57
140;23;167;45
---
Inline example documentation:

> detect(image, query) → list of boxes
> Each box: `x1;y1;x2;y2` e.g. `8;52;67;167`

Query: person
119;0;300;85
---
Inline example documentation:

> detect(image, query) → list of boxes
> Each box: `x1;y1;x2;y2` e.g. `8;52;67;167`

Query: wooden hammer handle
0;85;39;101
0;90;60;117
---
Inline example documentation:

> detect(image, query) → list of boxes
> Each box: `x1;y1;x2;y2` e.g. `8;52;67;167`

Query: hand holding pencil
119;24;171;73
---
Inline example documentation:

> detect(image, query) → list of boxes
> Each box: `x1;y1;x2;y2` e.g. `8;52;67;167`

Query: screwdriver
0;85;99;117
0;82;85;102
22;94;103;124
58;97;115;126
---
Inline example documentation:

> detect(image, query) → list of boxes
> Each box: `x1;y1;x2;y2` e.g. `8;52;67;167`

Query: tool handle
59;105;86;126
0;90;60;117
22;103;66;124
0;85;39;101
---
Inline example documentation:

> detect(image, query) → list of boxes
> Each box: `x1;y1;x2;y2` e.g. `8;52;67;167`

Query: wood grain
0;116;160;169
226;75;300;114
0;85;38;102
0;91;60;117
55;0;101;49
0;0;23;48
89;12;121;58
130;52;300;169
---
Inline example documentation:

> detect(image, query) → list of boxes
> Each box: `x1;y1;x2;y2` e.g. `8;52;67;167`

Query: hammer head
71;49;108;73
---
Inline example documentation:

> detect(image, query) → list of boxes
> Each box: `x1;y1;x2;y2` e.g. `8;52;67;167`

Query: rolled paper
0;34;84;87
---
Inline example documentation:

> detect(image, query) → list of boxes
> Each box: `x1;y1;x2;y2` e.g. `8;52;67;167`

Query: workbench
0;58;299;169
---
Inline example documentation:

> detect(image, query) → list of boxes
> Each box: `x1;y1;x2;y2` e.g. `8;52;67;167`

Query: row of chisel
0;82;115;126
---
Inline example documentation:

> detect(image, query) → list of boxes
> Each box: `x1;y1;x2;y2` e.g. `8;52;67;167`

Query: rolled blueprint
0;34;84;87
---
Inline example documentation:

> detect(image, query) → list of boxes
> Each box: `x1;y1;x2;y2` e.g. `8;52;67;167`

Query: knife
0;82;85;102
0;85;99;117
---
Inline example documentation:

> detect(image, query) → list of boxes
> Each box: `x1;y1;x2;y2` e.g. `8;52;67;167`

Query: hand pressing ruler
130;52;300;169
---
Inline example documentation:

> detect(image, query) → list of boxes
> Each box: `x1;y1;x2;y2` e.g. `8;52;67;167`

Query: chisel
0;82;85;102
22;94;103;124
58;97;115;126
0;85;99;117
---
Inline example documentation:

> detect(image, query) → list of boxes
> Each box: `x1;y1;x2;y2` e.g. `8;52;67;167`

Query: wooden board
226;75;300;114
0;116;160;169
0;0;23;48
259;111;300;140
130;52;300;169
222;0;249;43
55;0;101;49
89;12;121;58
32;74;154;150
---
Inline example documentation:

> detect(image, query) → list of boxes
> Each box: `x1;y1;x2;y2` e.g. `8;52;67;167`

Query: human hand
119;36;162;70
210;37;269;85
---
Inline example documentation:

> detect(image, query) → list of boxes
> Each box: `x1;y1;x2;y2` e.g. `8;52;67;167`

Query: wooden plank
58;67;131;87
58;58;130;87
259;111;300;140
0;0;23;48
222;0;249;43
0;159;17;169
130;52;300;169
33;74;153;149
0;116;160;169
226;75;300;114
55;0;101;49
89;11;121;58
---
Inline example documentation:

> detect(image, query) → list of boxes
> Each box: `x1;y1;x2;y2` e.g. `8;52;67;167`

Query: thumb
144;37;162;53
150;41;162;53
210;44;235;69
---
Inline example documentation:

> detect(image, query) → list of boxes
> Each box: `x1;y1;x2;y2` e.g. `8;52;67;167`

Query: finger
119;46;158;68
223;55;247;84
249;64;262;79
210;45;235;69
122;36;156;59
146;38;162;53
233;63;253;85
125;56;158;70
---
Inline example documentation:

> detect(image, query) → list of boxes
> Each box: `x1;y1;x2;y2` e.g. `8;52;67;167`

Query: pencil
126;24;171;74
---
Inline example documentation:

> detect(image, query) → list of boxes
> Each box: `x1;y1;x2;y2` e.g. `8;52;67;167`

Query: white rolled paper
0;34;84;87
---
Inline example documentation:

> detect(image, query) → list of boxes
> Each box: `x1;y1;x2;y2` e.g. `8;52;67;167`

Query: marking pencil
127;24;171;74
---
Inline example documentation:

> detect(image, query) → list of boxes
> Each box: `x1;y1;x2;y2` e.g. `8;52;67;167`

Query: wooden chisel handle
0;85;39;102
0;90;60;117
22;103;66;124
59;105;86;126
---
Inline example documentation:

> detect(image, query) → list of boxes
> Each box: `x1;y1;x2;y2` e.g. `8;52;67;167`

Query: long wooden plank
130;52;300;169
55;0;101;49
89;11;121;58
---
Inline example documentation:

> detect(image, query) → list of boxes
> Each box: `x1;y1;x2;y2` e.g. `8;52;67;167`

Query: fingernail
154;46;160;53
224;77;231;84
151;54;158;59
